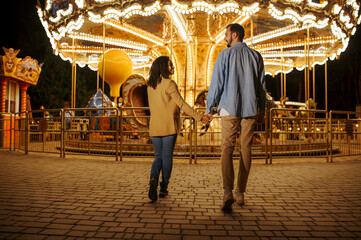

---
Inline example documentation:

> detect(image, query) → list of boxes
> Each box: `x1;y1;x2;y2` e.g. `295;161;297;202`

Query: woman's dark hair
226;23;245;42
147;56;173;89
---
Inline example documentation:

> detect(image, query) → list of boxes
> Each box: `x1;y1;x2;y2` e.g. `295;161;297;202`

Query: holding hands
201;113;213;125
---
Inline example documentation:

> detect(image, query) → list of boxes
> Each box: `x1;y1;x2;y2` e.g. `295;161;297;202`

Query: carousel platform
60;138;339;158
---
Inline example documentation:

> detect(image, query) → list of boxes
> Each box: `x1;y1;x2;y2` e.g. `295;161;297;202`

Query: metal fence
329;110;361;162
266;108;329;164
1;107;360;163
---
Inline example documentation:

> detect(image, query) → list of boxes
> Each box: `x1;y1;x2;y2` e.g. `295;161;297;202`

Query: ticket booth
0;47;41;148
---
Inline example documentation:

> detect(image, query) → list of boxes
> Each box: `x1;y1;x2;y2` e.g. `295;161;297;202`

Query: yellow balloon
98;49;133;97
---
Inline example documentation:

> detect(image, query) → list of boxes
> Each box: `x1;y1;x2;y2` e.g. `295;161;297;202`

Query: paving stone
0;151;361;239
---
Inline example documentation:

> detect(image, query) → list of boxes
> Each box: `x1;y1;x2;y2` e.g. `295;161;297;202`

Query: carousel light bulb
333;4;342;14
166;5;188;42
45;0;51;10
307;0;327;8
75;0;84;8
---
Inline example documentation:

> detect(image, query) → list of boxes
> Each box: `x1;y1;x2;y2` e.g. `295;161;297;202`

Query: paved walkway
0;150;361;240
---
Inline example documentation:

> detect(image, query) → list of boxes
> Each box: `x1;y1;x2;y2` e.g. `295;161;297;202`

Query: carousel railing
266;108;329;164
24;109;62;155
1;107;361;163
192;107;266;164
329;110;361;162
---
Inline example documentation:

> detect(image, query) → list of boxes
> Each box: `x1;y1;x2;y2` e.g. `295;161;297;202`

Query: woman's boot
148;178;158;201
159;181;168;198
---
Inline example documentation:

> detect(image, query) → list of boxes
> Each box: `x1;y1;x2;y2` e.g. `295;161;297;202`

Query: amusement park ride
2;0;358;157
37;0;361;110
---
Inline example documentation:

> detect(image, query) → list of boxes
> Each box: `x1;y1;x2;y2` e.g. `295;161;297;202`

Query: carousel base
60;138;339;158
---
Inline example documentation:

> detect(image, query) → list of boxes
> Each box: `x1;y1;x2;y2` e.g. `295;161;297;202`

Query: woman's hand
201;113;213;125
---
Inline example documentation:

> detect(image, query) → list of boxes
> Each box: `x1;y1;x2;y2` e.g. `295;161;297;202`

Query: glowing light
262;50;326;58
131;56;150;63
307;0;328;8
105;19;164;46
38;0;361;76
165;5;189;42
58;45;144;56
333;4;342;15
255;37;338;52
68;32;147;51
45;0;52;11
94;0;114;2
244;24;303;45
50;15;84;41
75;0;84;8
269;3;329;28
206;45;216;87
37;7;57;50
171;0;259;15
133;64;152;70
264;60;294;67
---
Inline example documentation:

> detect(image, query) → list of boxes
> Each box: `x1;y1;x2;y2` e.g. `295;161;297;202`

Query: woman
147;56;211;201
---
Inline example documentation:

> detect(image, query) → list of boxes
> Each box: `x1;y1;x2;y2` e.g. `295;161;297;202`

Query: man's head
225;23;245;47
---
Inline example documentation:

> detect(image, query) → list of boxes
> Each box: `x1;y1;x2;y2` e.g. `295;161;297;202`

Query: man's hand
201;113;213;125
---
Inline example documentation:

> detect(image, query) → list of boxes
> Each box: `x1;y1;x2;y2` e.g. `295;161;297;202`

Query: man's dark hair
226;23;245;41
147;56;172;89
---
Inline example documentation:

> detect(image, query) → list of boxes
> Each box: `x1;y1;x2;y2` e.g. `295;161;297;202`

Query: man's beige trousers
220;115;256;192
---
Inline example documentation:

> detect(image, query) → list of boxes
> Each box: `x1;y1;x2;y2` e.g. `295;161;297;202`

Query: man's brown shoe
221;189;234;211
235;190;245;206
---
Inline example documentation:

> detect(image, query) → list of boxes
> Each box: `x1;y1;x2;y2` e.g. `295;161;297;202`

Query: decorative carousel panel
122;74;149;131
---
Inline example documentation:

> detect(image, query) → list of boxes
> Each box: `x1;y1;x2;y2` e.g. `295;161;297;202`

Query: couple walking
146;23;266;211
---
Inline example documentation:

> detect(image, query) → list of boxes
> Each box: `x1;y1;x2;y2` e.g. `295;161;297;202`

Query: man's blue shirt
206;42;266;118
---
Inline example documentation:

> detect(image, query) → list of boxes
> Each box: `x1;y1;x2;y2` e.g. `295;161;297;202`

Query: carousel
36;0;361;156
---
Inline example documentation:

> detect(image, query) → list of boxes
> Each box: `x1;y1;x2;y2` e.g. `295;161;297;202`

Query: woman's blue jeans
150;134;177;190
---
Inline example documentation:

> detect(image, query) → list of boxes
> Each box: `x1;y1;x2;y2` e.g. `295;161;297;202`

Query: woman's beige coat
147;77;203;137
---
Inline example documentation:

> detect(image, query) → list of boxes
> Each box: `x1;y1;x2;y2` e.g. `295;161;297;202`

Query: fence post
25;111;29;155
88;114;91;155
194;117;198;164
115;108;119;161
61;109;65;158
189;118;193;164
264;109;269;164
329;111;333;162
337;120;341;149
326;111;329;163
119;107;123;162
359;119;361;152
269;109;273;164
347;113;351;156
9;113;13;151
299;120;303;158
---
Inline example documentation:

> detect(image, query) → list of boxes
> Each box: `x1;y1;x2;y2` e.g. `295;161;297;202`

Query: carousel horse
194;90;212;136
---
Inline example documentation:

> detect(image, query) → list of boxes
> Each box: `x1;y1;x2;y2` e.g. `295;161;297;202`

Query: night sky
1;0;361;111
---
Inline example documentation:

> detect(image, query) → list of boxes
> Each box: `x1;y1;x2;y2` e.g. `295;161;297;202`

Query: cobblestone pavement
0;150;361;240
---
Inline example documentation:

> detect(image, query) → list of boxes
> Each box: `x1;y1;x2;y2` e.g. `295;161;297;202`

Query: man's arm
206;51;226;114
257;54;266;115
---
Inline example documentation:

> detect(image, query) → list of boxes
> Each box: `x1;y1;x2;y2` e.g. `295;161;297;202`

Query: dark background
1;0;361;111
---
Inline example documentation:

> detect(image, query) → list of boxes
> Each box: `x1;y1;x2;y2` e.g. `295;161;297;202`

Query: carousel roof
37;0;361;79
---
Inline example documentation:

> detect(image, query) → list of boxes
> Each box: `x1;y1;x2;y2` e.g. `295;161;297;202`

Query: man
205;23;266;211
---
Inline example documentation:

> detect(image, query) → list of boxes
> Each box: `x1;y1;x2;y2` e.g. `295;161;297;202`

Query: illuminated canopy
37;0;361;102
